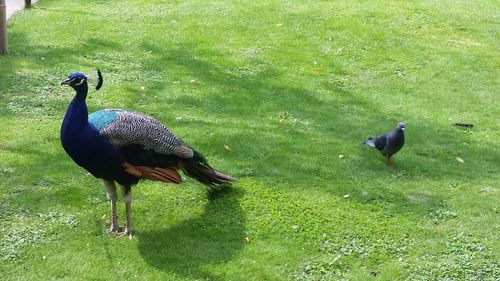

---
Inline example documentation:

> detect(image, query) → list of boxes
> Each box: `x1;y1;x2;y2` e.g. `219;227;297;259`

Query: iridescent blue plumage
60;70;235;238
68;72;86;80
88;110;119;131
60;73;137;186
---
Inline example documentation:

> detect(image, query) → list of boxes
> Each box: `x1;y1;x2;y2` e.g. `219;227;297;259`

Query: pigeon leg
386;155;393;166
120;185;133;239
103;180;119;233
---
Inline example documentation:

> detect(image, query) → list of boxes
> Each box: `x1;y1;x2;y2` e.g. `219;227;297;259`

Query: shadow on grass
0;30;126;118
2;28;497;221
131;42;499;215
137;187;246;279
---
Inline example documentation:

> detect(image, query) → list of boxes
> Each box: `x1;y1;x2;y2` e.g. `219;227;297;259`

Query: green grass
1;0;499;280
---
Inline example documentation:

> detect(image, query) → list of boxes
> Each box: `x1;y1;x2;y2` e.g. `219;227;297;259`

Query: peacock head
61;69;103;91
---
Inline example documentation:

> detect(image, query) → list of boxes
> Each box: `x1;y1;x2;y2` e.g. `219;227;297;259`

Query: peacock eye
74;78;85;86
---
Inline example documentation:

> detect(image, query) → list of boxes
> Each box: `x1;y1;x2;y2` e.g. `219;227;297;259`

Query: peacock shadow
137;186;246;279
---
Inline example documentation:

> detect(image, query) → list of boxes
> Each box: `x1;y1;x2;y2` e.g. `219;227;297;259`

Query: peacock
60;70;236;238
363;122;405;166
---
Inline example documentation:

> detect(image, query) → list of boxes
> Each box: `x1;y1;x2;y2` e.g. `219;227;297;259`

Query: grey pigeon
363;122;405;166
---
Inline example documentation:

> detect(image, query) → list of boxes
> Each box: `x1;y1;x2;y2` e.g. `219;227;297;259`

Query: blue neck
64;83;89;126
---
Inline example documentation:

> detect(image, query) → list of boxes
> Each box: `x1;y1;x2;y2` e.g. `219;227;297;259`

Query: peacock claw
124;228;133;239
107;226;119;234
114;229;133;239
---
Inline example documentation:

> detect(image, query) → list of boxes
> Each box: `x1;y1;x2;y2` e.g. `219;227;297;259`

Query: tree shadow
132;41;499;217
137;187;246;279
2;25;497;223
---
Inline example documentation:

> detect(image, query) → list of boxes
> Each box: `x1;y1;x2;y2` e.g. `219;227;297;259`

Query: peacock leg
104;180;119;233
120;185;133;239
386;155;393;166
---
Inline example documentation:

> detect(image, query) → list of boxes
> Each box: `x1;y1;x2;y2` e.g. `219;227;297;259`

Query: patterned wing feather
370;135;387;151
89;110;193;158
382;129;405;156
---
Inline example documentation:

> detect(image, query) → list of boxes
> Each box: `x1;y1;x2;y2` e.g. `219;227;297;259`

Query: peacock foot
106;225;120;234
124;227;133;239
115;228;133;239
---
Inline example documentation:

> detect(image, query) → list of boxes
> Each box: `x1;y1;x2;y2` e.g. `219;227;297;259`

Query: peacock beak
61;78;71;85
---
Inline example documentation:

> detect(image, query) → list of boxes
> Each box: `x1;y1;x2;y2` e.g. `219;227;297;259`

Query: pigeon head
61;69;103;91
397;122;405;131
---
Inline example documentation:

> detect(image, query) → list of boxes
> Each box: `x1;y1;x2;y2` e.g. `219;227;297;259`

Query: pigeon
363;122;405;166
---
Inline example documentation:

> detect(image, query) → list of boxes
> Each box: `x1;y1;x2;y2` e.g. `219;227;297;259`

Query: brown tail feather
150;169;175;183
123;162;182;184
152;167;182;184
123;161;143;177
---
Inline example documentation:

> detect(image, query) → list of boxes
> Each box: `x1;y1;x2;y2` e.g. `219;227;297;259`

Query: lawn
0;0;499;280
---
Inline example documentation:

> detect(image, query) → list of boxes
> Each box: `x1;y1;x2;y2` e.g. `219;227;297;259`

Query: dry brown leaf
456;157;464;163
224;144;232;152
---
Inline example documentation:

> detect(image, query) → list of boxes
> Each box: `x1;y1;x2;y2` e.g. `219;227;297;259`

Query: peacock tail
87;109;236;186
61;71;235;188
